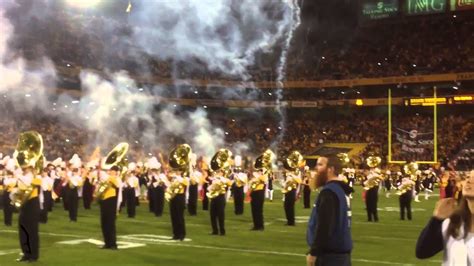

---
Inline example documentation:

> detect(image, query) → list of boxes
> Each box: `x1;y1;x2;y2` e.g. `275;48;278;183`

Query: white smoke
0;0;301;161
126;0;295;79
0;5;56;112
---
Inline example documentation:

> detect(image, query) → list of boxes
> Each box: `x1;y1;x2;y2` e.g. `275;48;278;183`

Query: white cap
128;162;137;171
147;157;161;170
69;154;82;169
234;155;242;167
6;158;16;172
52;157;63;167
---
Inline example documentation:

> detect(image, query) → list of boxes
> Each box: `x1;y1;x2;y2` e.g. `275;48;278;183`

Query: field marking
0;249;20;256
57;238;146;249
0;230;435;265
141;241;419;265
0;229;87;238
120;234;192;243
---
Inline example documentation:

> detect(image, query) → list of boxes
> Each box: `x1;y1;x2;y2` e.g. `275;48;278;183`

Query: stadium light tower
65;0;101;8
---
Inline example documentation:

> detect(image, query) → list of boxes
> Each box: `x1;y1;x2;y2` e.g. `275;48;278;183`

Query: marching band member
188;167;202;216
39;168;54;224
124;166;140;218
202;170;211;211
97;165;120;250
148;157;166;217
67;166;83;222
266;172;274;202
414;170;422;203
2;159;16;226
398;175;415;221
249;170;267;231
282;151;304;226
82;162;97;210
302;166;312;209
207;170;232;235
167;170;189;240
364;168;381;222
384;170;392;198
282;172;302;226
232;170;247;215
364;156;382;222
14;165;42;262
422;168;436;200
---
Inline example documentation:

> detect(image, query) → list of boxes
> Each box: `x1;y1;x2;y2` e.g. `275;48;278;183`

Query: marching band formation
0;131;446;263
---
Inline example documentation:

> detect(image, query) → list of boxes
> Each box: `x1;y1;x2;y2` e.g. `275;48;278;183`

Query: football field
0;187;442;266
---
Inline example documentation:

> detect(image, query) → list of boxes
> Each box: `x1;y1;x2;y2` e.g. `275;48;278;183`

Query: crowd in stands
1;103;472;170
8;5;474;83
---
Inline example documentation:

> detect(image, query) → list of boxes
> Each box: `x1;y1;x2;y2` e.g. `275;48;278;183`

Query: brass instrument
207;149;233;199
282;151;304;194
234;173;248;187
11;131;44;208
249;149;275;191
165;176;186;202
363;169;384;190
169;144;192;176
366;156;381;168
165;144;192;201
397;181;414;195
404;162;419;181
95;143;129;200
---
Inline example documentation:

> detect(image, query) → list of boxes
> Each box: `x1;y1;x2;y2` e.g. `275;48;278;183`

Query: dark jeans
315;253;351;266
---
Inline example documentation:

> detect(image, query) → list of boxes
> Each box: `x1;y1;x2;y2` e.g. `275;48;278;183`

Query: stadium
0;0;473;265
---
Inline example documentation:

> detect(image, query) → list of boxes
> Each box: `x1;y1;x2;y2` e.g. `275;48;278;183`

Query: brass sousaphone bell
96;142;129;200
11;131;44;208
166;144;192;201
207;149;233;199
282;150;304;193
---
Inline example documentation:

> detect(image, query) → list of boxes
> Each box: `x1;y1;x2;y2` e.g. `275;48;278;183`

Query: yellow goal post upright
388;87;438;165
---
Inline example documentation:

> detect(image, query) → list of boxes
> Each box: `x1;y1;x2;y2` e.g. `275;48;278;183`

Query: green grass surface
0;187;442;265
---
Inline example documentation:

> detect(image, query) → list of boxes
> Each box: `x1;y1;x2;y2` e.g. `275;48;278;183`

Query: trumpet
10;131;44;208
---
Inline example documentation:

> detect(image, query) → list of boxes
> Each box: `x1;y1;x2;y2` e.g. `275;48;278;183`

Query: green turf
0;187;442;266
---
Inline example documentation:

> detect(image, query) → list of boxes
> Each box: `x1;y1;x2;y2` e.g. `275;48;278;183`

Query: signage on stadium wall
361;0;400;20
394;128;434;155
291;101;319;108
450;0;474;10
404;0;447;15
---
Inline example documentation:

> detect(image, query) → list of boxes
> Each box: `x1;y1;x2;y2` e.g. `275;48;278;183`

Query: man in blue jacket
306;155;353;266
